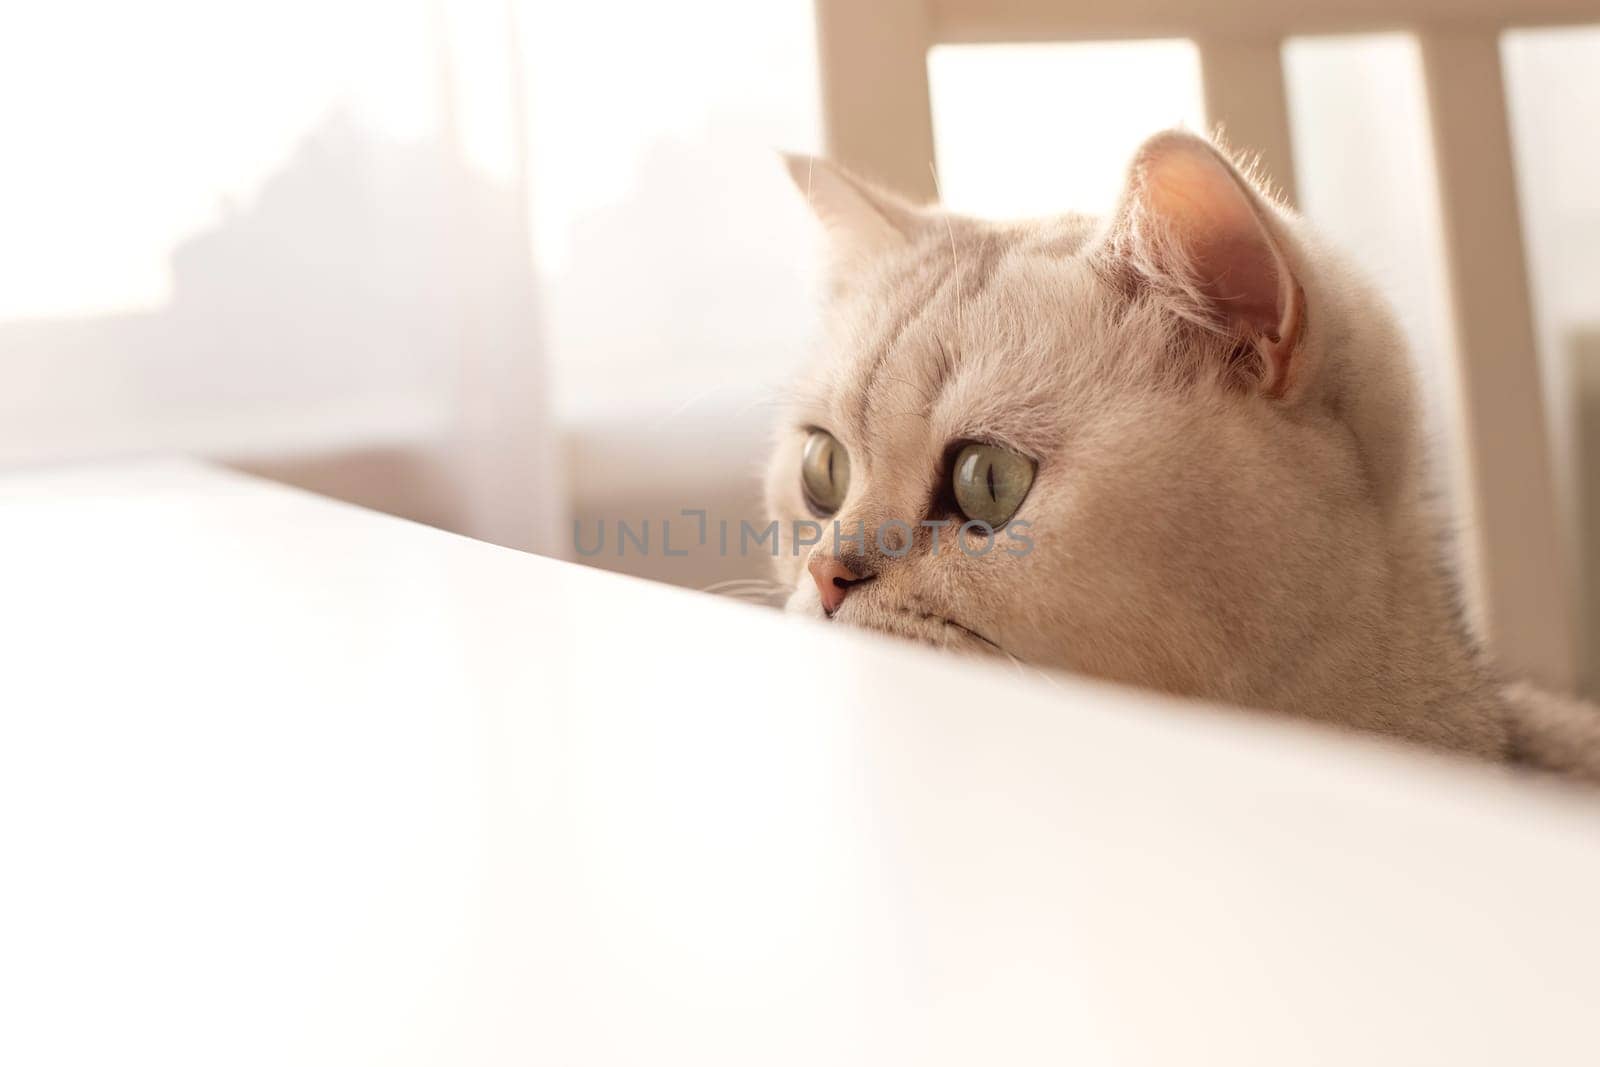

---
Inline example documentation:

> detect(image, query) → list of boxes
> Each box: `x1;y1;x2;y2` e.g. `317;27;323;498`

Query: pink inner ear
1139;142;1287;341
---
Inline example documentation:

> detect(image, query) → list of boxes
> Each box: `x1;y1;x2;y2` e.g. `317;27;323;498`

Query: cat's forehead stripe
847;254;954;442
853;230;1008;444
920;233;1005;403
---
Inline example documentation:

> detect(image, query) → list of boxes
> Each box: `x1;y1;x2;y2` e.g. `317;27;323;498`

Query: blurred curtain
0;0;561;554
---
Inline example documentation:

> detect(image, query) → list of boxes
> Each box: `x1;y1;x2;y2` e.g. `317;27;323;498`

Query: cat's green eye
801;430;851;515
952;443;1035;528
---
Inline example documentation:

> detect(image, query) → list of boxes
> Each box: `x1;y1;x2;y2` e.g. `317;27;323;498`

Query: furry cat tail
1503;682;1600;782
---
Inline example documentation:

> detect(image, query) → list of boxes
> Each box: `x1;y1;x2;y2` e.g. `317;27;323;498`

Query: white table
4;460;1599;1066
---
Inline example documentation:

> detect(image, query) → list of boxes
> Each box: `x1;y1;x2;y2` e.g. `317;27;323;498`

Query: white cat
767;129;1600;782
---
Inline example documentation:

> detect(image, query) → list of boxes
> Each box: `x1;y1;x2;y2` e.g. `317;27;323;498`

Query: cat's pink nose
809;554;873;616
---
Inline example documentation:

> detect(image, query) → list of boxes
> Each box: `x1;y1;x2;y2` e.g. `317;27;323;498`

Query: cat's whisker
734;380;810;417
928;160;963;339
729;596;787;609
708;591;789;606
1010;654;1066;692
700;578;787;595
998;652;1032;683
706;582;786;598
735;394;788;416
873;371;941;412
649;384;728;429
721;586;789;599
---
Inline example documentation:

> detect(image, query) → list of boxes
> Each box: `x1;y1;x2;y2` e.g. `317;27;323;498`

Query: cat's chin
784;587;1004;658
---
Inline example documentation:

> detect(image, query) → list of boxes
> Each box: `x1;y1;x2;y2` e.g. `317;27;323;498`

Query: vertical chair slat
1419;27;1575;688
1197;37;1299;206
814;0;940;200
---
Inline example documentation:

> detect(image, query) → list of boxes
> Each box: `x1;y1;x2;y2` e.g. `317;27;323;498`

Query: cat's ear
781;153;918;272
1102;130;1306;398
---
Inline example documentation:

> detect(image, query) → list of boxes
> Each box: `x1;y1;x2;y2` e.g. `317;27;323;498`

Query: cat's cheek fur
1008;393;1386;707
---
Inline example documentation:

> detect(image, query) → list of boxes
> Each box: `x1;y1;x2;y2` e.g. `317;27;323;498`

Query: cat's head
766;130;1420;703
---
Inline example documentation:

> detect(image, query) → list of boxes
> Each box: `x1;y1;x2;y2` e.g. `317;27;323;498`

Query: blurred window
926;40;1206;218
0;0;522;464
1;0;440;321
